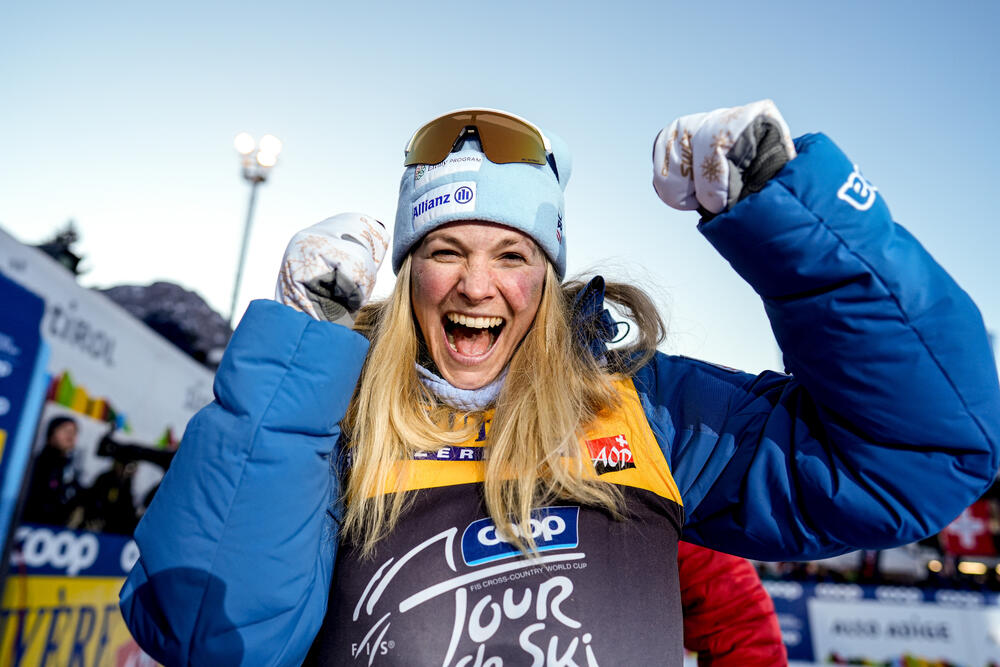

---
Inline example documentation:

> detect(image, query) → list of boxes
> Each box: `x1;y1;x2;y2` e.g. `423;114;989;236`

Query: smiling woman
410;222;547;390
120;104;1000;666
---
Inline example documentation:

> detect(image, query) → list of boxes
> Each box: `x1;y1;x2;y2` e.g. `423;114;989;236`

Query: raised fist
275;213;388;325
652;99;797;216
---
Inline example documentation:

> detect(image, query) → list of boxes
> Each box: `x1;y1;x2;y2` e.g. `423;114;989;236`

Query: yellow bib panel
384;378;682;507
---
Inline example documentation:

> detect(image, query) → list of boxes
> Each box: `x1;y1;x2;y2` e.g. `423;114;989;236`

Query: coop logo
585;433;636;475
461;506;579;566
12;526;99;576
837;164;878;211
412;182;477;230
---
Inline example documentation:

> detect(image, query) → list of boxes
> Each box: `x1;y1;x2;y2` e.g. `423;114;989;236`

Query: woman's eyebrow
427;233;464;247
494;237;538;254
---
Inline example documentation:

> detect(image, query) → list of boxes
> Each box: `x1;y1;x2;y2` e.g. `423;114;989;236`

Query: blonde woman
121;104;1000;666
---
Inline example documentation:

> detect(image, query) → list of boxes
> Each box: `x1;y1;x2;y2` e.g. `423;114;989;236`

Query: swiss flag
941;500;997;556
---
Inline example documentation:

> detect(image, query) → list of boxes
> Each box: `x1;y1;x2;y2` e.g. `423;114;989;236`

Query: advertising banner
0;227;214;508
1;524;153;666
0;274;49;557
768;581;1000;665
0;226;215;664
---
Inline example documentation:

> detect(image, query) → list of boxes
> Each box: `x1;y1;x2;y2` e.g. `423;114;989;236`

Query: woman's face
410;222;547;390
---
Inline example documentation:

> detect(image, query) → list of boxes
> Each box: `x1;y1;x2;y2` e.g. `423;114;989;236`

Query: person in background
679;541;786;665
82;459;140;535
22;415;83;527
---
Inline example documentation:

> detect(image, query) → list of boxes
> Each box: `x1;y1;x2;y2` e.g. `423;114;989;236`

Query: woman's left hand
652;99;797;217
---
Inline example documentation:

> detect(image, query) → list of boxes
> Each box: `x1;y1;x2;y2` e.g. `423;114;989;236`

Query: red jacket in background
679;541;787;666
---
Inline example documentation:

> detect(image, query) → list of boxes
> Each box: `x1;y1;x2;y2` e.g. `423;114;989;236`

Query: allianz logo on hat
412;181;477;230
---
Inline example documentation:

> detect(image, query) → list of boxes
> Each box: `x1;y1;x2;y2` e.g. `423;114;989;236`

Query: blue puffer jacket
120;134;1000;665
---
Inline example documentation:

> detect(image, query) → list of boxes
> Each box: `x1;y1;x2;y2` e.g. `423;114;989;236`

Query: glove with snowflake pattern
275;213;388;326
652;99;797;218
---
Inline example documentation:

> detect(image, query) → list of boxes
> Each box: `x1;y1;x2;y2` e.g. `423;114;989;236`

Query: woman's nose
458;262;496;302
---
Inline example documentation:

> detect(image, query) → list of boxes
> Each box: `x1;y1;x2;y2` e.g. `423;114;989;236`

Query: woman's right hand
274;213;388;325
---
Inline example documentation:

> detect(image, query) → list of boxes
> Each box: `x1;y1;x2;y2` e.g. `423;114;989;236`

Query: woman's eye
501;253;526;262
432;249;459;258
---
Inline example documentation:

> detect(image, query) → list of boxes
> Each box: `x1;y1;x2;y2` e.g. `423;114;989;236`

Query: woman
121;104;1000;666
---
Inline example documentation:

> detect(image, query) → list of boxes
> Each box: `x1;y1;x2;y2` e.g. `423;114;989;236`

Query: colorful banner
0;524;153;666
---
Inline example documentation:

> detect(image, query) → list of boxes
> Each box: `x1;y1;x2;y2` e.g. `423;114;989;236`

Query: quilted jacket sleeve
119;299;369;666
636;133;1000;560
678;541;786;666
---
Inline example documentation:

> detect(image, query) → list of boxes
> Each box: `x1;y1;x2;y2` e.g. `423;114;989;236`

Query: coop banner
0;524;153;666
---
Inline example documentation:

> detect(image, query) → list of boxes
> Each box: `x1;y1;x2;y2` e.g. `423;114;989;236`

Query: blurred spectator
679;542;787;665
82;460;140;535
22;416;84;526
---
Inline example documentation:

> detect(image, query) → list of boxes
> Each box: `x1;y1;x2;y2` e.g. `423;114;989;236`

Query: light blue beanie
392;129;572;278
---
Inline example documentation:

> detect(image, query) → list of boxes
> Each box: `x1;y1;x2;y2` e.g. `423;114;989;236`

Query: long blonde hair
343;256;664;556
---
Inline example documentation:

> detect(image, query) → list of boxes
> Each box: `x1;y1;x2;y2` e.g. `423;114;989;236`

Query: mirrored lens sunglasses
403;108;552;168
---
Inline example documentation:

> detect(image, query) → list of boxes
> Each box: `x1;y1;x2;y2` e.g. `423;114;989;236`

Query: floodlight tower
230;132;282;327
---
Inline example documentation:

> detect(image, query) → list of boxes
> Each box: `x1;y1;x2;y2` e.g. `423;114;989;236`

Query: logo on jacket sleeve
585;434;635;475
461;506;580;566
837;164;878;211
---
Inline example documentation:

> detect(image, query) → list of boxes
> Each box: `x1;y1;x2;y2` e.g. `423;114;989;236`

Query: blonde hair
343;257;664;556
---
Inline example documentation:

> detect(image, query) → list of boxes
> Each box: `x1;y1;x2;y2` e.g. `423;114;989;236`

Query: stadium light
229;132;282;327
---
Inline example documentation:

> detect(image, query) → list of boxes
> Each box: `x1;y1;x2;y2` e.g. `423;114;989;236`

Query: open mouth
443;312;506;357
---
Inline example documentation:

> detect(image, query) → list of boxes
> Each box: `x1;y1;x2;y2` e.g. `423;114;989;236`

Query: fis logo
837;164;878;211
585;434;635;475
461;506;579;566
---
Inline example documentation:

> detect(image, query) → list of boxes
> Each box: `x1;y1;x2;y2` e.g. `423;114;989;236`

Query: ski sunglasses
404;108;554;170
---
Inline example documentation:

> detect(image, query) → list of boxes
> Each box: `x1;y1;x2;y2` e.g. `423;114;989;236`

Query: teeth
446;313;504;329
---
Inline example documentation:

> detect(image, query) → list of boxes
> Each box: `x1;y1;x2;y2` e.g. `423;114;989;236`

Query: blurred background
3;0;997;373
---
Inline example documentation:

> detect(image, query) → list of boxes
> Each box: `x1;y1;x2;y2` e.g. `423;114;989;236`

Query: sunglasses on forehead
403;108;554;169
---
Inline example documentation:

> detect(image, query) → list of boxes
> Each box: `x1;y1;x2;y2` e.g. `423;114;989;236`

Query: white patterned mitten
652;99;797;217
275;213;389;325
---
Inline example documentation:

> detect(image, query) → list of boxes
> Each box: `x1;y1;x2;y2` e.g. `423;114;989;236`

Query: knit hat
392;127;572;278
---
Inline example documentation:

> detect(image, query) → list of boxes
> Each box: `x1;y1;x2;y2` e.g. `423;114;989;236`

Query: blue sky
2;1;998;373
